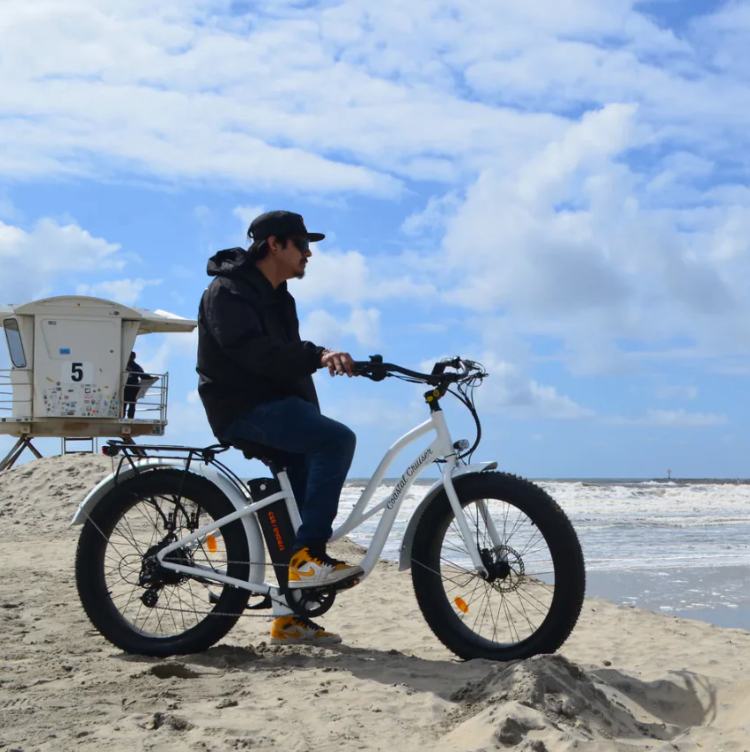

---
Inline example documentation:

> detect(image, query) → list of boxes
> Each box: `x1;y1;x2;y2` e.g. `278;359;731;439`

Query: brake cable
359;359;488;464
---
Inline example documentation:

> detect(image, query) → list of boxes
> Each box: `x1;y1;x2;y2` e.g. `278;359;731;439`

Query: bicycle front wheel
411;472;585;661
75;469;251;656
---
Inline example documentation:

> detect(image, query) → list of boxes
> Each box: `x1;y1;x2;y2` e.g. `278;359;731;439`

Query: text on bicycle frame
386;448;433;509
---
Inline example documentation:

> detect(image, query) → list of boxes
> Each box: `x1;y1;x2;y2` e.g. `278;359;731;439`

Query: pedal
333;574;361;591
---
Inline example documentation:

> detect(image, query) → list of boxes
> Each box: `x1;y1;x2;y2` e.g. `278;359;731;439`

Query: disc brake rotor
481;544;525;593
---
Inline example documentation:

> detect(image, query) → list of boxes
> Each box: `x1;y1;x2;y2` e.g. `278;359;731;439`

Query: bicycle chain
141;557;463;621
85;510;459;620
149;595;290;620
119;555;504;626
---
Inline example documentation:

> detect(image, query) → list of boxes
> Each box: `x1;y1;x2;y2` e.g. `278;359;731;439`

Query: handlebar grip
351;360;388;381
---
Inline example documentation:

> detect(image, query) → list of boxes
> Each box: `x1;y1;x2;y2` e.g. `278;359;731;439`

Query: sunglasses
290;237;310;254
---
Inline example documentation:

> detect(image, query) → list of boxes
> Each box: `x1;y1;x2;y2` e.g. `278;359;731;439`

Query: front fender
70;458;266;586
398;461;498;571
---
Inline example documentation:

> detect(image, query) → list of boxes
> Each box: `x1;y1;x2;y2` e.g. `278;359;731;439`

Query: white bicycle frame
140;408;495;608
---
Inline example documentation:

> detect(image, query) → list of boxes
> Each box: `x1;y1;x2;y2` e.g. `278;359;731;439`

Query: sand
1;454;749;751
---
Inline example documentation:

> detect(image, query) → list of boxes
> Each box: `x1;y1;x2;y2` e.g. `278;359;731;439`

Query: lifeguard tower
0;295;197;470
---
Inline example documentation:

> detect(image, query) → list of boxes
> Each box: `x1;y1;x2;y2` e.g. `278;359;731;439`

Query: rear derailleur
138;538;193;608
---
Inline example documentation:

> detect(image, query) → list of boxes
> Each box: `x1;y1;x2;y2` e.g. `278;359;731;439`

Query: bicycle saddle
221;439;292;469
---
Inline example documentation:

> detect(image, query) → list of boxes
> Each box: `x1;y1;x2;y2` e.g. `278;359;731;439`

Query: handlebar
351;355;479;385
352;355;487;461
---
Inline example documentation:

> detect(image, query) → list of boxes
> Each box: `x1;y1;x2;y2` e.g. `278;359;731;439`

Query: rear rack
102;439;228;462
103;439;252;503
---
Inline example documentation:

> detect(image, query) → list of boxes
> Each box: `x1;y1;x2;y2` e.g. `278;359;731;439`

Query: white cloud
481;370;594;420
0;1;574;193
76;278;162;306
2;0;749;203
232;204;267;233
401;192;461;236
424;320;597;420
293;249;436;305
608;409;728;427
475;353;594;420
160;396;214;445
302;307;381;349
230;204;265;249
325;396;420;429
434;100;750;373
142;328;199;375
0;217;123;304
4;0;750;435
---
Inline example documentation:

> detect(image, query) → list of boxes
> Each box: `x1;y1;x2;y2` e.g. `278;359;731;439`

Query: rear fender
398;462;498;571
70;458;266;585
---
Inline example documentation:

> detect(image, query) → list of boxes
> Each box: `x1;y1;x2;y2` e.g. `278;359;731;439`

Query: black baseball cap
248;210;325;242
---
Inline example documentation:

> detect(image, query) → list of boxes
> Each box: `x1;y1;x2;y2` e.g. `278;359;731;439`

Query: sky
2;0;750;479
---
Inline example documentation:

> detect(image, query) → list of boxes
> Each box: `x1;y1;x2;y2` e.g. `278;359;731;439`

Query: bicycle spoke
517;531;544;557
97;490;237;640
503;591;539;633
515;582;554;613
437;497;556;648
501;595;521;643
462;575;486;616
486;586;501;642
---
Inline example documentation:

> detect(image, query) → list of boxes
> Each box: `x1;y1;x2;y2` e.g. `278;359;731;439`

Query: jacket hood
206;248;288;298
206;247;253;278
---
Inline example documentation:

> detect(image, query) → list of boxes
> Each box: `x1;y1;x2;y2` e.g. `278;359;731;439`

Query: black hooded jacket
197;248;324;437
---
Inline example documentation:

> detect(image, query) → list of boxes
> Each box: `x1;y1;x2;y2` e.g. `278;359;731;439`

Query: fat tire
411;472;585;661
75;470;251;656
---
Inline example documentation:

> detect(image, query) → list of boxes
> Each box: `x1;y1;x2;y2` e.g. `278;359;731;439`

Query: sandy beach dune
1;455;749;751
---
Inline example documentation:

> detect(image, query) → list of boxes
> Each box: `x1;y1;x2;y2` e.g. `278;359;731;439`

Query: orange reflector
206;534;217;553
455;597;469;613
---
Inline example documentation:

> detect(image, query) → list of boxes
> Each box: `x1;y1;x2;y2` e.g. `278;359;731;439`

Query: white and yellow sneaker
269;615;342;645
287;547;363;590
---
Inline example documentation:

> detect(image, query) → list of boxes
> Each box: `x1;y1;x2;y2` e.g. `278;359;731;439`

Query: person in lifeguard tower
124;351;145;419
196;210;362;645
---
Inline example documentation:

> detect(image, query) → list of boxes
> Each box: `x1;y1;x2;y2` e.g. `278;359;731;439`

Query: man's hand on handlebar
321;350;356;377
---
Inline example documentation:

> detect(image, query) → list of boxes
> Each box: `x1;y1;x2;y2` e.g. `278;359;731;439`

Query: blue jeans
221;397;356;550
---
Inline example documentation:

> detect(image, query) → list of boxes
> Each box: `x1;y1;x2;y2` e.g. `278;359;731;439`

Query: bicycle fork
439;461;489;577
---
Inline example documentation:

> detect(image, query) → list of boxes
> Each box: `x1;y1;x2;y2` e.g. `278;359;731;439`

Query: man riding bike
196;210;362;645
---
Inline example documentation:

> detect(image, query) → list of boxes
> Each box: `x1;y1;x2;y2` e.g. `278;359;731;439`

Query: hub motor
480;545;525;592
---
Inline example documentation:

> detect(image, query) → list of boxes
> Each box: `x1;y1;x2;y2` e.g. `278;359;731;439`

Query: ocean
336;476;750;630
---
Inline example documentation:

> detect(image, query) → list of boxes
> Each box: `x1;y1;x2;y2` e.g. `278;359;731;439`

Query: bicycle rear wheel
411;472;585;661
75;469;251;656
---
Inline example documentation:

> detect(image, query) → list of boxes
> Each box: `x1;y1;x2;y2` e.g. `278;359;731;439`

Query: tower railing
0;369;32;422
120;371;169;424
0;369;169;425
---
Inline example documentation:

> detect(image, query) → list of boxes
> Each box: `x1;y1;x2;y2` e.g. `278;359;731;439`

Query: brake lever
368;369;387;382
432;356;463;376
